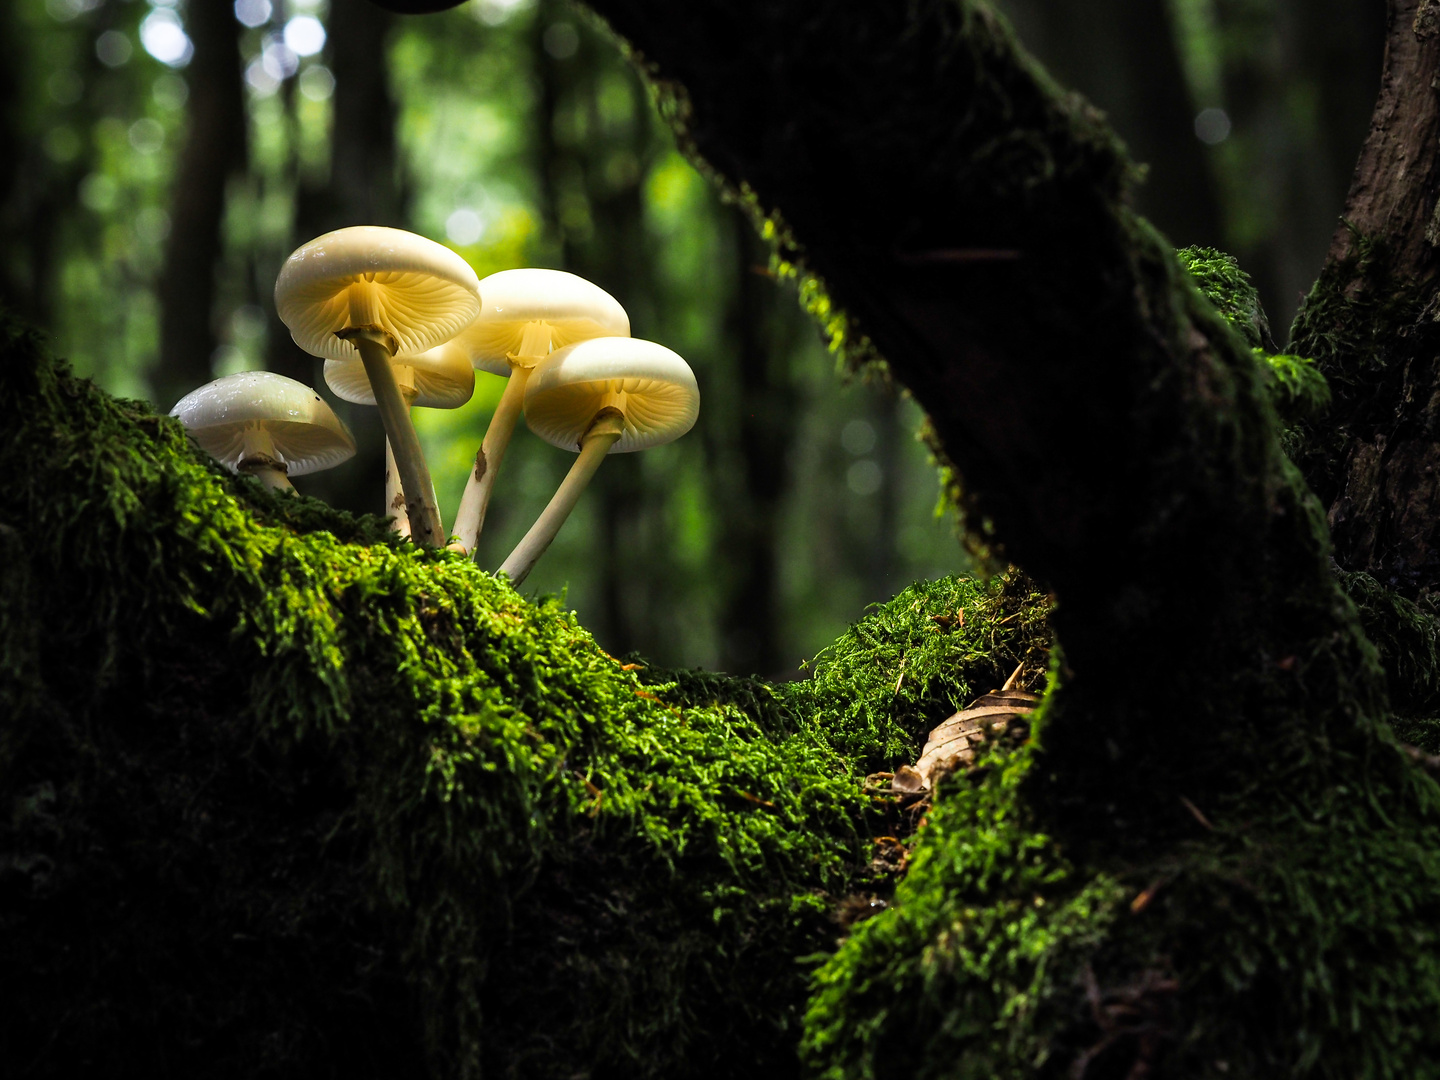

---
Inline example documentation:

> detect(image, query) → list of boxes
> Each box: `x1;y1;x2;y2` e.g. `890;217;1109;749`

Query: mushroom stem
346;329;445;547
384;374;421;537
450;366;532;555
385;438;411;536
498;408;625;587
240;458;295;492
236;424;296;492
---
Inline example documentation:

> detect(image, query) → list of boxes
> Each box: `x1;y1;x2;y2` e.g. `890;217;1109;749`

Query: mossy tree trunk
574;2;1440;1072
581;0;1381;822
1291;0;1440;599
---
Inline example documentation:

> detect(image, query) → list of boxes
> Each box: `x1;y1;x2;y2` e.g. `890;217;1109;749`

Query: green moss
1289;229;1426;396
1287;229;1431;511
1259;350;1331;424
796;572;1049;770
1337;569;1440;741
803;696;1440;1080
1178;245;1275;352
1178;245;1330;436
0;315;1048;1077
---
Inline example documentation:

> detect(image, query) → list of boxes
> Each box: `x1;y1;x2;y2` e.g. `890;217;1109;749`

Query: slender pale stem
241;461;295;492
349;330;444;548
237;424;294;491
498;409;624;587
384;375;420;537
451;365;530;554
385;437;410;536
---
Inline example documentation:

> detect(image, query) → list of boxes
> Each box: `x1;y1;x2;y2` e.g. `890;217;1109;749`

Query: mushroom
448;268;629;556
170;371;356;491
274;225;481;547
498;336;699;587
324;343;474;536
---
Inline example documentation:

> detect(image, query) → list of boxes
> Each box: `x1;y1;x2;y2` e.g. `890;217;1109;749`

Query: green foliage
0;318;1031;1077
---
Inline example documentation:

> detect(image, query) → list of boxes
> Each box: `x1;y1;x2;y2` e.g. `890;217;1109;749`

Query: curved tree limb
582;0;1389;826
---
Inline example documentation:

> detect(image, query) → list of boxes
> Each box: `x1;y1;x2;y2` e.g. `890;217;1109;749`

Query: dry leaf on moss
911;689;1039;789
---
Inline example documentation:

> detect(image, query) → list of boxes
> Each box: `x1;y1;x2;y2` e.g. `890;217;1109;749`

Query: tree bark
1291;0;1440;599
153;0;247;409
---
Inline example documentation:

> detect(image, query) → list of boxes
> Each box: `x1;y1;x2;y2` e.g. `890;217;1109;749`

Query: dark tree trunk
578;0;1392;835
1291;0;1440;599
324;0;407;230
997;0;1225;249
271;0;402;513
153;0;247;409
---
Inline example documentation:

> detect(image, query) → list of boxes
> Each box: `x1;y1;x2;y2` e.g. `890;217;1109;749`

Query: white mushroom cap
454;268;630;373
274;226;482;361
324;343;475;409
170;371;357;475
523;337;699;454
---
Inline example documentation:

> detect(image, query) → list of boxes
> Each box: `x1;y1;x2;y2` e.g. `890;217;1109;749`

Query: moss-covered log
0;315;1051;1075
573;0;1440;1073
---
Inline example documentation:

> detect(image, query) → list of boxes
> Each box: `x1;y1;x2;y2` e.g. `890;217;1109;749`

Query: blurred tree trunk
271;0;402;513
997;0;1224;248
865;388;902;604
533;0;655;656
1214;0;1385;331
0;0;54;326
152;1;247;408
1291;0;1440;599
716;222;798;677
534;3;807;673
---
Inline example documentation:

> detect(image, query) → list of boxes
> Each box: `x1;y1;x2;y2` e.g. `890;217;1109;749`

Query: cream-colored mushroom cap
274;226;482;361
170;371;356;475
524;337;699;454
324;343;475;409
457;268;630;372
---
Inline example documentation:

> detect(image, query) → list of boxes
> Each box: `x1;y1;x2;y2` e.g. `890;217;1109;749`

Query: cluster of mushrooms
170;226;700;586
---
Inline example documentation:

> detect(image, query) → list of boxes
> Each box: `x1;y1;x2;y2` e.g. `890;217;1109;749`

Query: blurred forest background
0;0;1384;675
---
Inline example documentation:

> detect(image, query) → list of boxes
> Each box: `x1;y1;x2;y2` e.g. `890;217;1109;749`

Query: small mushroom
274;225;481;547
170;371;356;491
448;268;629;556
324;344;474;536
498;336;698;587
